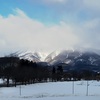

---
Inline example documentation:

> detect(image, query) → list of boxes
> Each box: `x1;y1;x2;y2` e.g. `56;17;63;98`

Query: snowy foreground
0;80;100;100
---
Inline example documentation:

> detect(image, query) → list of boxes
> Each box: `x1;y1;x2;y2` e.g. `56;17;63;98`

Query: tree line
0;56;50;87
0;55;100;87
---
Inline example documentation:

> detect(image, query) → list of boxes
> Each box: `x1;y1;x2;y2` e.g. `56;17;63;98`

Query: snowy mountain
44;50;100;69
45;50;82;65
17;49;100;72
44;49;100;72
19;49;100;69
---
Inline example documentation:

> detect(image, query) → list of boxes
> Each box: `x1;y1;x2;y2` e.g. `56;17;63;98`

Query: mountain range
19;49;100;72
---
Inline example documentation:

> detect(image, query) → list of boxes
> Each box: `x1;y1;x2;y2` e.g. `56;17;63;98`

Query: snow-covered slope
45;50;100;66
45;50;83;65
19;52;48;62
19;52;40;62
74;51;100;66
44;51;61;64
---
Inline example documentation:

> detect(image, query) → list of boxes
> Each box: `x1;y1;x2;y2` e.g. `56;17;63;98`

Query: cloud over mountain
0;8;79;56
0;0;100;56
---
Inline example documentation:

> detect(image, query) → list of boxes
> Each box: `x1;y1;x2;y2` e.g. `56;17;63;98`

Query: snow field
0;81;100;100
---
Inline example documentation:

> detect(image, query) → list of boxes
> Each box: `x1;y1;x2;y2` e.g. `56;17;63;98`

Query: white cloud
76;17;100;49
83;0;100;10
42;0;68;5
0;8;79;56
43;0;67;3
83;18;100;29
0;8;100;56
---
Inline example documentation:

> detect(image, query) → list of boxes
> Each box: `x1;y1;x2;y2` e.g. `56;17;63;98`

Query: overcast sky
0;0;100;56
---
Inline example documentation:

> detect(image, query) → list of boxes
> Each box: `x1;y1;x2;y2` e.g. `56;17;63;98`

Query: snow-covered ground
0;81;100;100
